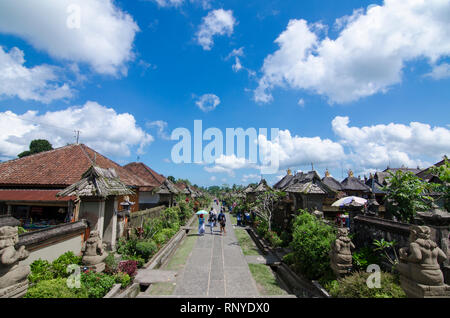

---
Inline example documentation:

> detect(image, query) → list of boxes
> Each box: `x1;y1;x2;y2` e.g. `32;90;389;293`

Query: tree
253;189;286;231
429;158;450;211
167;176;176;183
18;139;53;158
382;170;433;223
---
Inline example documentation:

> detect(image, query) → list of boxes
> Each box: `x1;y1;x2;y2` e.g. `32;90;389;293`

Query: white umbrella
332;196;367;207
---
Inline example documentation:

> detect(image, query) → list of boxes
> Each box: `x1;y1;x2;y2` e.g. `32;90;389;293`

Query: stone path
172;201;259;297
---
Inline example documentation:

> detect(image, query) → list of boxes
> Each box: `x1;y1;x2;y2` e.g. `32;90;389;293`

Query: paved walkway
172;202;259;297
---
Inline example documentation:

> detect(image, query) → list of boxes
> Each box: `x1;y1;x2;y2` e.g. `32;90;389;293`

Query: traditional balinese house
282;171;335;212
57;165;133;250
340;170;371;198
246;179;271;202
416;156;448;208
123;162;170;209
153;179;180;207
0;144;148;227
273;169;295;190
322;169;347;214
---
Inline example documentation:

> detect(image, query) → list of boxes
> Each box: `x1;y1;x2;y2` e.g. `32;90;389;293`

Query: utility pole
74;130;80;144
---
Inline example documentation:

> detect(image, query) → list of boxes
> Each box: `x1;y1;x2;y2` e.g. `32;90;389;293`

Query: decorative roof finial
287;168;292;176
325;169;330;177
348;169;354;177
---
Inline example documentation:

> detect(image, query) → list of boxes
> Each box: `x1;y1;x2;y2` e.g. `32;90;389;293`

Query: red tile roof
0;144;149;187
123;162;166;191
0;189;74;202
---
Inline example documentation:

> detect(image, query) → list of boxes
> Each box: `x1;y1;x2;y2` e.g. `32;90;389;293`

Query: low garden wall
353;215;410;250
18;220;88;266
129;206;165;229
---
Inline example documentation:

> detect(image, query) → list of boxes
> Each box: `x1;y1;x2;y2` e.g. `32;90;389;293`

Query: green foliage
136;240;158;261
18;139;53;158
113;272;132;288
81;271;116;298
264;230;283;248
104;253;118;274
18;226;27;234
290;210;336;280
28;259;54;283
161;207;180;230
383;170;433;223
24;278;89;298
429;158;450;211
373;239;399;266
51;251;82;278
122;255;145;268
327;271;406;298
352;247;380;271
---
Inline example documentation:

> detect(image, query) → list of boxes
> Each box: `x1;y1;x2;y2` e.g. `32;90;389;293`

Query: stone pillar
0;219;30;298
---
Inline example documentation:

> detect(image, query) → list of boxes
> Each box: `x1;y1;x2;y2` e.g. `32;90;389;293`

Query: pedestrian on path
208;208;215;234
198;214;205;236
218;211;226;235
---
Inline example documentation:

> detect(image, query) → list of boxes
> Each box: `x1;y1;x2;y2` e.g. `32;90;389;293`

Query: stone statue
330;227;355;278
397;225;450;298
0;226;30;298
312;207;324;220
81;231;108;272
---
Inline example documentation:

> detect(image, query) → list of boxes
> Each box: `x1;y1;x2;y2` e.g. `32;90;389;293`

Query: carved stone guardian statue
81;231;108;272
330;227;355;278
397;225;450;298
0;226;30;298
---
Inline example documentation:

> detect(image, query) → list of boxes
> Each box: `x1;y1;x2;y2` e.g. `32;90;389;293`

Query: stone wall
17;220;87;266
128;206;165;229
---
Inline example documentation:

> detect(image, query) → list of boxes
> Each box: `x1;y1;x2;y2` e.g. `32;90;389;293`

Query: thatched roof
273;174;294;189
251;179;271;193
284;171;335;195
243;184;255;193
155;179;180;195
341;175;371;192
57;165;134;198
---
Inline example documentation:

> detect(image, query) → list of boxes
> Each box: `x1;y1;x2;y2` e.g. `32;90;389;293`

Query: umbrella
332;196;367;207
196;210;208;215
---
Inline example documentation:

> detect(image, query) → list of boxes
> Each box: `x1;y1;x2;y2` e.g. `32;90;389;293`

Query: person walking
218;210;226;235
208;208;215;234
198;214;205;236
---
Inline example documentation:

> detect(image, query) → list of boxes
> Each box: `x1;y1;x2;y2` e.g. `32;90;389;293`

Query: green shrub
352;247;380;271
114;272;132;288
280;231;292;247
264;231;283;247
52;251;82;278
136;240;158;261
105;253;118;274
255;218;269;237
122;255;145;268
24;278;89;298
282;252;295;266
290;210;336;280
81;271;116;298
28;259;55;283
161;207;180;230
327;271;406;298
117;237;138;257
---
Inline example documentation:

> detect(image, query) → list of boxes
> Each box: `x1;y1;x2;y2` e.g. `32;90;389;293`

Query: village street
171;201;260;297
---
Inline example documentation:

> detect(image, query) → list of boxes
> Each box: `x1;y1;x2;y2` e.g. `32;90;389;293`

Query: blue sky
0;0;449;187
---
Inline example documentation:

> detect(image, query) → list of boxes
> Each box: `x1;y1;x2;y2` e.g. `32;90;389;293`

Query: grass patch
147;234;198;296
230;213;237;225
248;264;288;296
235;228;260;256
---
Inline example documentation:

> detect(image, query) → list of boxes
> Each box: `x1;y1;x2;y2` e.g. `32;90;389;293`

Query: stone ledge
400;275;450;298
17;220;87;249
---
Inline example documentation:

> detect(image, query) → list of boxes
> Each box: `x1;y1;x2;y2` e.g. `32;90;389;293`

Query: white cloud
0;101;153;160
297;98;305;107
204;154;255;176
210;175;217;181
331;116;450;171
153;0;184;7
0;46;73;103
195;94;220;112
258;130;346;172
196;9;235;50
255;0;450;104
242;173;259;183
426;63;450;80
0;0;139;76
147;120;170;140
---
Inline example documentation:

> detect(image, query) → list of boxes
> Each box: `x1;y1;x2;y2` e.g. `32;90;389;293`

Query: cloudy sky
0;0;449;186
